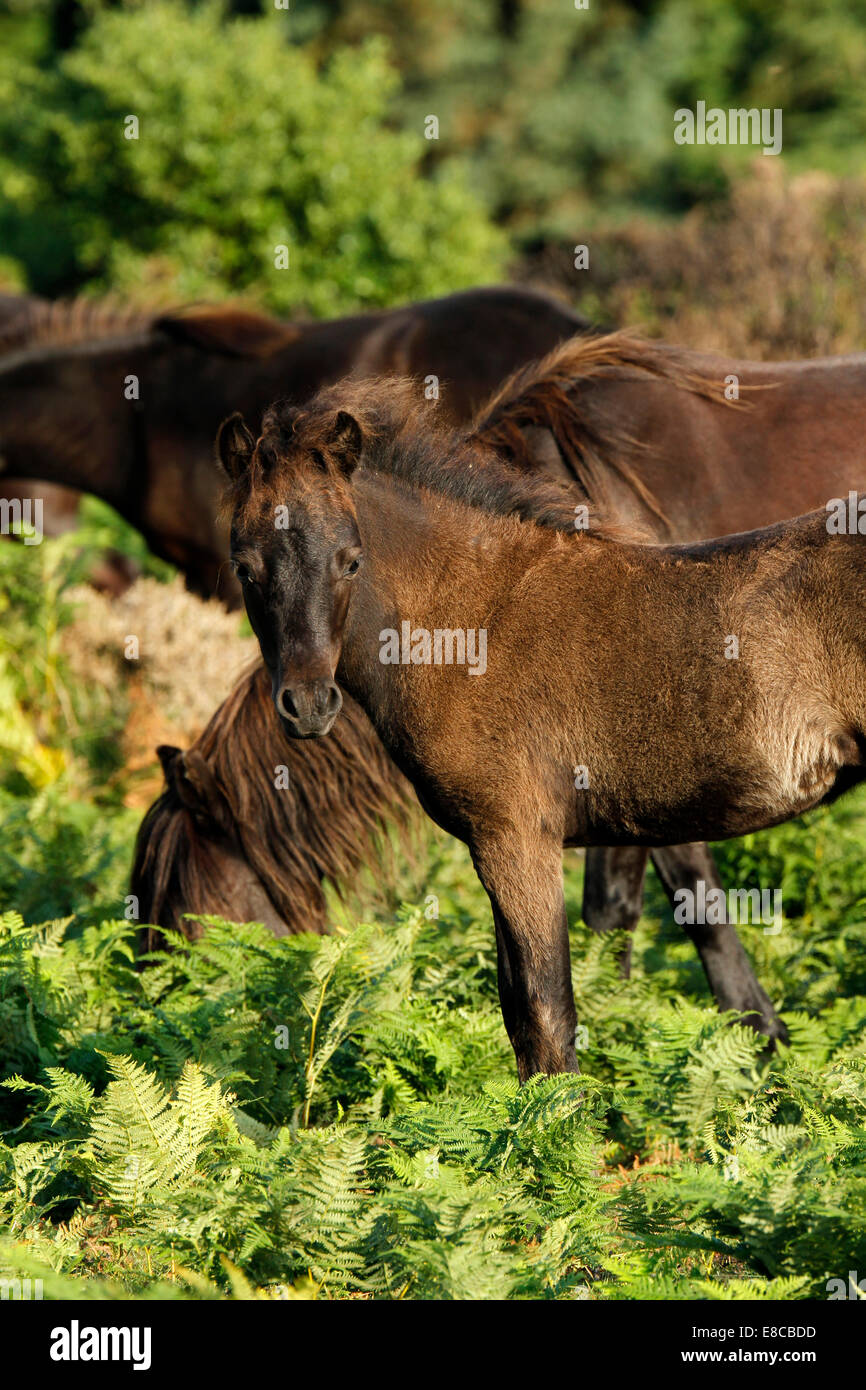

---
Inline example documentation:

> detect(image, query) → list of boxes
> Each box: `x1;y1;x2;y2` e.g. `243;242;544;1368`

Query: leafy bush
300;0;866;238
0;1;505;312
8;0;866;260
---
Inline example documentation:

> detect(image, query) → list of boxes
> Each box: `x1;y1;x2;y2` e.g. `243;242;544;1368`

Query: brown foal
218;381;866;1079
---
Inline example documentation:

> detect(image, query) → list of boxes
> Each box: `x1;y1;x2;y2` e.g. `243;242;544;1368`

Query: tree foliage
301;0;866;236
0;2;505;311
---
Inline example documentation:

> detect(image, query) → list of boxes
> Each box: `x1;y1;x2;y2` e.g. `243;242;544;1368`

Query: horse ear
158;746;231;833
329;410;363;477
155;307;301;358
156;745;182;779
179;750;233;834
216;412;255;483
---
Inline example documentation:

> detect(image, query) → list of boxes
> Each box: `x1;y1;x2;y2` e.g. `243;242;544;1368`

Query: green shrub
0;2;505;313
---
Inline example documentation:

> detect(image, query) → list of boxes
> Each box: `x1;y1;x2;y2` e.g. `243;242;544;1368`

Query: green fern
89;1056;226;1206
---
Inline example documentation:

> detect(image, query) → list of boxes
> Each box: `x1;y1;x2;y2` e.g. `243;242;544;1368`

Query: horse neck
0;338;149;515
337;472;546;729
579;354;866;543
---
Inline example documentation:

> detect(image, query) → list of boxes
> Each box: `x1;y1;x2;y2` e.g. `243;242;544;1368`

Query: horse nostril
324;682;342;719
278;686;301;721
313;680;341;718
278;681;340;727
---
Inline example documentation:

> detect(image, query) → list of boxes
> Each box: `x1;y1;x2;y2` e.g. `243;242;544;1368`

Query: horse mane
0;295;301;359
131;662;417;948
0;296;153;354
469;330;737;532
251;366;641;541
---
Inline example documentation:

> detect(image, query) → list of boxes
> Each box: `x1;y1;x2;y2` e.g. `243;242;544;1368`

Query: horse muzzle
274;677;343;738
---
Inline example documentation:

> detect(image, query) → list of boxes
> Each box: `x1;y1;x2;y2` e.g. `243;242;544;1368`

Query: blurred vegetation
0;506;150;928
3;0;866;339
4;0;866;295
524;164;866;357
294;0;866;236
0;1;505;312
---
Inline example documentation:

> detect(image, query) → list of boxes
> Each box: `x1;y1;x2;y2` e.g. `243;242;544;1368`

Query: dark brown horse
13;306;855;1031
0;286;591;605
0;292;139;593
0;294;75;543
8;294;863;989
10;286;732;989
219;376;866;1079
134;334;826;1042
469;331;866;536
465;332;866;1002
4;288;752;1005
132;663;416;952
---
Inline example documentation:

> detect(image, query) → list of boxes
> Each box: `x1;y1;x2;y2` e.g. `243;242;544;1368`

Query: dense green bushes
8;0;866;297
298;0;866;235
0;2;505;311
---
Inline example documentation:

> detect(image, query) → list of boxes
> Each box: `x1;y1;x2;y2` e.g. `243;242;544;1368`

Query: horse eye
345;556;362;577
234;561;252;584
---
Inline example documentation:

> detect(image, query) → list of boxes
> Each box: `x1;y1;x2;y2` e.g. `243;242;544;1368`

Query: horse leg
650;843;788;1048
474;833;579;1080
582;845;649;977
